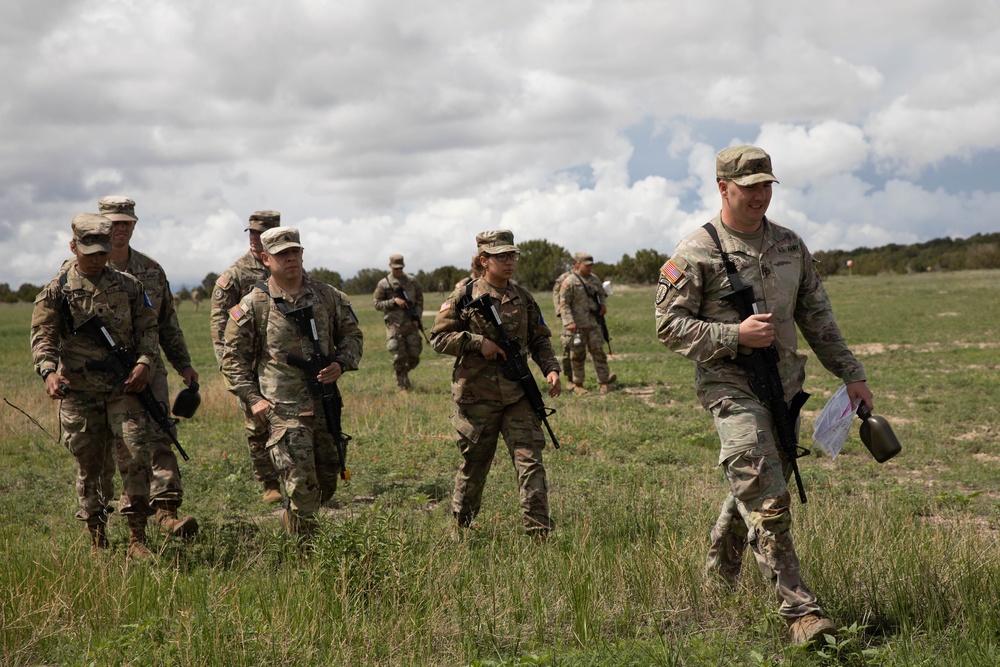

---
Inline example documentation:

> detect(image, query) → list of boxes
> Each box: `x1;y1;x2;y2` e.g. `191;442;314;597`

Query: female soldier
431;230;561;536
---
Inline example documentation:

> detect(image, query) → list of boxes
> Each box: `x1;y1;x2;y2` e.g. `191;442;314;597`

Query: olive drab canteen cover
172;381;201;418
857;404;902;463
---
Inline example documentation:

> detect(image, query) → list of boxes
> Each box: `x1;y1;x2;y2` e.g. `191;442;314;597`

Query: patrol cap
389;253;405;268
716;145;779;186
97;196;137;222
476;230;518;255
245;210;281;232
71;214;113;254
261;226;303;255
574;251;594;265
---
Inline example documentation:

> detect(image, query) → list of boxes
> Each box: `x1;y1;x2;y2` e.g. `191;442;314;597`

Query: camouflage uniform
211;211;281;487
221;272;363;526
31;259;159;526
431;274;560;535
109;248;193;508
373;266;424;389
655;213;866;619
559;268;612;386
552;270;572;377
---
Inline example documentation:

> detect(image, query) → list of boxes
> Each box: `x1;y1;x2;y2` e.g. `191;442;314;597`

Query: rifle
73;315;190;461
394;285;430;343
703;223;810;503
280;304;352;482
590;291;613;355
464;294;560;449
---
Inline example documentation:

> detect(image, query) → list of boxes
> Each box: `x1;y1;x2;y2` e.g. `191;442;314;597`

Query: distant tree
177;286;192;301
0;283;15;303
16;283;41;302
342;268;385;295
202;272;219;296
515;239;572;291
309;267;344;289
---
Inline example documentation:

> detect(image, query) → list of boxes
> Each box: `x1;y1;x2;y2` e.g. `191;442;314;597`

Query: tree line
4;232;999;303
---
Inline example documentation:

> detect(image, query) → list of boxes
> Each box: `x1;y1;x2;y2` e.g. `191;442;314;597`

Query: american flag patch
439;299;451;312
216;274;230;288
229;304;245;321
661;260;684;285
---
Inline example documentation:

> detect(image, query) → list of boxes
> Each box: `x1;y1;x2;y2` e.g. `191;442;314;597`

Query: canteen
856;404;901;463
172;381;201;418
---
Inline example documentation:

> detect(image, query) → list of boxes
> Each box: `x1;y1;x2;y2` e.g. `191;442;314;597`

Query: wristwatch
41;369;55;381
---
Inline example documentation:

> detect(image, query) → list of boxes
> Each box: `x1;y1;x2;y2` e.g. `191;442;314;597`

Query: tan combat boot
599;373;618;393
788;613;837;646
87;518;110;552
262;480;283;504
154;503;199;539
571;384;589;395
126;515;154;561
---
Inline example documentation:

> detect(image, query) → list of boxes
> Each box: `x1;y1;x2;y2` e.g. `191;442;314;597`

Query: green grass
2;271;999;666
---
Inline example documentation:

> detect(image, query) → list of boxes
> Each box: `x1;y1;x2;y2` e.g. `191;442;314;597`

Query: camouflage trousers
562;327;611;385
60;391;153;522
706;396;822;619
386;329;422;387
146;368;184;507
265;410;342;520
450;398;552;534
237;396;279;484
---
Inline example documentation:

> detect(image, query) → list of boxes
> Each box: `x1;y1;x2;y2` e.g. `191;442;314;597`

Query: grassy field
1;270;998;666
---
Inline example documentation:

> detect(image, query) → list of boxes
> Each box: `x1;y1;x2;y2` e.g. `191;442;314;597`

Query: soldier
191;287;202;312
431;230;561;537
372;254;424;391
655;145;874;646
210;210;283;503
100;195;199;540
560;252;616;394
31;214;159;558
221;227;363;538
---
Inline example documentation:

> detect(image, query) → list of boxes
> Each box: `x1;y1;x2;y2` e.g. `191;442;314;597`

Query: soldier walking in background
221;227;363;539
551;268;572;379
431;230;561;537
31;214;159;558
560;252;615;394
191;287;202;312
100;195;199;540
372;254;424;391
655;145;874;646
210;210;284;504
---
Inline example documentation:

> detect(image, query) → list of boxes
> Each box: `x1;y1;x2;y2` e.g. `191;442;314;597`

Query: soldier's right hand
481;338;507;361
737;313;775;348
251;399;273;426
45;373;70;399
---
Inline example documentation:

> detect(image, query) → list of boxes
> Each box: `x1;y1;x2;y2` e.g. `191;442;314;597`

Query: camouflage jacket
31;262;159;393
221;273;364;416
551;270;571;319
560;271;605;330
110;248;192;376
211;250;269;363
430;278;559;405
655;215;866;410
373;273;424;336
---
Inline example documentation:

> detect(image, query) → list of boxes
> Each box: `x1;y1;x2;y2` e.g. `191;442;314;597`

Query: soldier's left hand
846;380;873;411
319;361;343;384
124;362;150;393
546;371;561;397
182;366;199;386
599;305;607;316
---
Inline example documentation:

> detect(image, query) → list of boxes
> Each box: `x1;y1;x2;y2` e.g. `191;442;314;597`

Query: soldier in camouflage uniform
372;254;424;391
551;269;572;379
31;214;159;558
101;196;199;540
210;210;283;503
431;230;562;536
221;227;363;538
559;252;615;394
655;145;874;646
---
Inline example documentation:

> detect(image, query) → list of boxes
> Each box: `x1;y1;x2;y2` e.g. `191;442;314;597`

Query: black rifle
703;223;810;503
281;304;352;482
73;315;190;461
590;291;613;355
394;285;431;343
464;294;560;449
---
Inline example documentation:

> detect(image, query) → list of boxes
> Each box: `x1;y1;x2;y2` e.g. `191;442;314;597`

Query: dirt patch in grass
851;341;1000;356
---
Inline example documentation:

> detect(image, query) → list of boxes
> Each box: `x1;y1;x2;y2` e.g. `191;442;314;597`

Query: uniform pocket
451;409;485;444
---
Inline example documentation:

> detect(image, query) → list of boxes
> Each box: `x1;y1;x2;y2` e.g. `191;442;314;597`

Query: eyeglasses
488;251;520;262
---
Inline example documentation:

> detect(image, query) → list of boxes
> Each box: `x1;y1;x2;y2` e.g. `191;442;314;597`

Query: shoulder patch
216;274;231;289
213;288;223;300
143;291;154;309
440;299;451;312
655;281;668;305
229;304;248;324
660;259;685;286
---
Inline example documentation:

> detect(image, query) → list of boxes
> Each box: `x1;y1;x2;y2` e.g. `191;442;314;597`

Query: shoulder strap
702;222;745;291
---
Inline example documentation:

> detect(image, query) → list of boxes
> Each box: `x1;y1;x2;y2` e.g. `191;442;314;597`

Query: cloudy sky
2;0;999;289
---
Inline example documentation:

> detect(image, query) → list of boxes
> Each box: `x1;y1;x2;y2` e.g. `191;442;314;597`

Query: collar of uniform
267;275;312;303
713;215;776;257
69;262;111;291
478;278;517;304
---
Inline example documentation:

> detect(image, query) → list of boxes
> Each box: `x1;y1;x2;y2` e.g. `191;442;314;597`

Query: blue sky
1;0;999;288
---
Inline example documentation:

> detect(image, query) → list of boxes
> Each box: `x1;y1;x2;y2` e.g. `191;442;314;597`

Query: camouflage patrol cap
574;251;594;265
476;230;518;255
245;210;281;232
261;226;303;255
71;214;113;254
389;253;405;268
97;196;137;222
716;145;779;186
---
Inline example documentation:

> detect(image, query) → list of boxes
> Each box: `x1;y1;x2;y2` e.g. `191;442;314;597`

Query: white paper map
812;384;859;460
